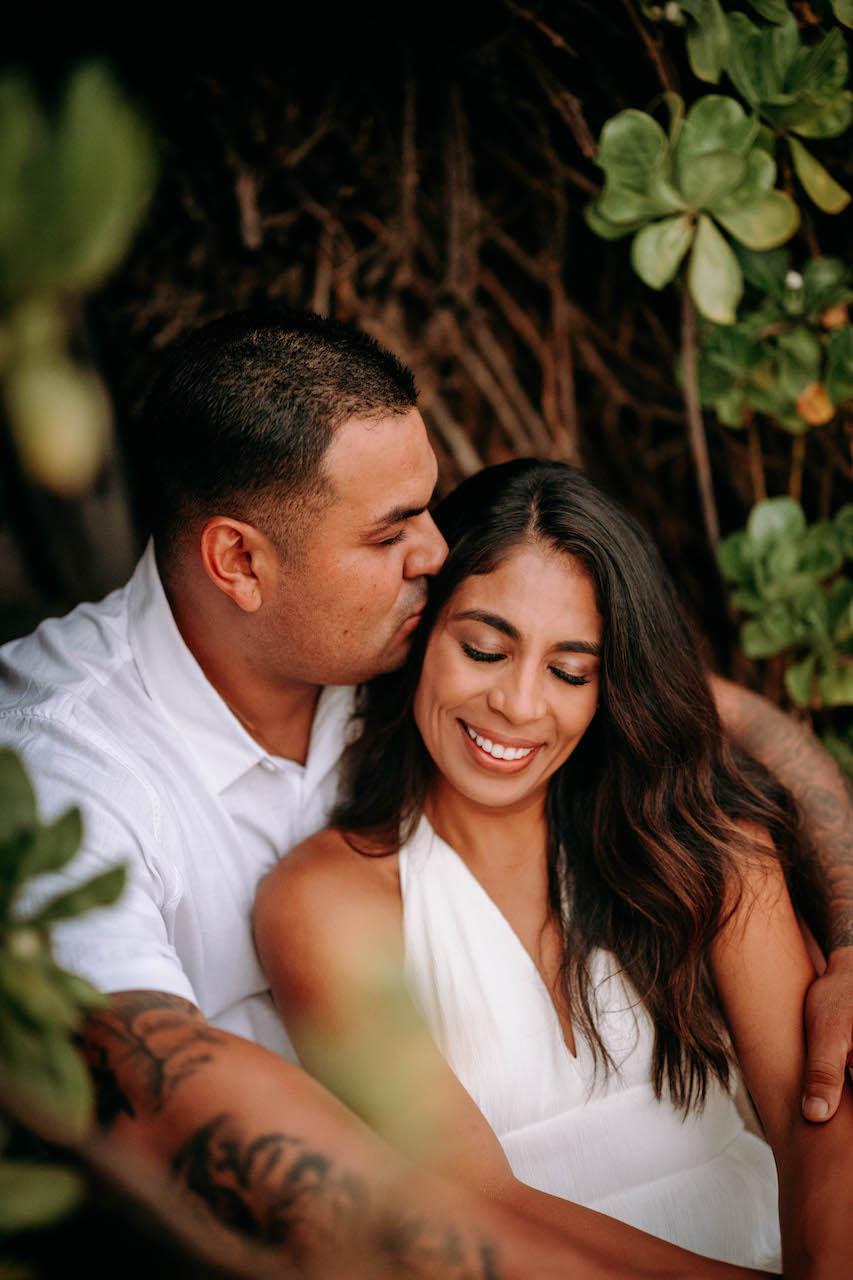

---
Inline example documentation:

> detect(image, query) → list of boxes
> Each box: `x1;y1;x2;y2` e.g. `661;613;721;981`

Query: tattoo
82;992;227;1123
723;684;853;949
173;1114;501;1278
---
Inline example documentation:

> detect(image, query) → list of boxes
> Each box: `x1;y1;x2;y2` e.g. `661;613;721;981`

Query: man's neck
164;571;321;765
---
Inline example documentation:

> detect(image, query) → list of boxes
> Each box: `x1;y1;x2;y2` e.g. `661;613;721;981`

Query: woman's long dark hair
335;459;802;1112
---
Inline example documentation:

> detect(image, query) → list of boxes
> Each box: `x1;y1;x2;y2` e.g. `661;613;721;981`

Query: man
2;310;851;1277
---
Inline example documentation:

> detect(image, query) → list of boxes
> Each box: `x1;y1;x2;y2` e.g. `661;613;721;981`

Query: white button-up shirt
0;542;355;1059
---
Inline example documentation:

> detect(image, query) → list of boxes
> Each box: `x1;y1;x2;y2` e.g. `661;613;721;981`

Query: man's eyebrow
453;609;600;656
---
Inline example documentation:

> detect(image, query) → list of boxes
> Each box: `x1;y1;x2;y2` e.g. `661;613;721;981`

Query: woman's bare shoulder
254;827;400;934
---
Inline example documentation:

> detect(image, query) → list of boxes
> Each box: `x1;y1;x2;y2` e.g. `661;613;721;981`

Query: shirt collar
127;540;271;794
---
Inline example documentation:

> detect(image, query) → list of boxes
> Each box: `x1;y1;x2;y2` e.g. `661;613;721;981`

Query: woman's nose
487;667;547;724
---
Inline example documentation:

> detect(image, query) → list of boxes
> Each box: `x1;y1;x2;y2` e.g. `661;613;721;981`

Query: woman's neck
423;779;550;883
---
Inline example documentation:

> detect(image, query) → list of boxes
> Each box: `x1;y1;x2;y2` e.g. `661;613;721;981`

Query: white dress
399;817;782;1272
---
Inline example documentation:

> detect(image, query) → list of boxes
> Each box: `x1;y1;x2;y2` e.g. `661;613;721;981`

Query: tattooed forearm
714;676;853;950
82;991;227;1125
172;1114;502;1279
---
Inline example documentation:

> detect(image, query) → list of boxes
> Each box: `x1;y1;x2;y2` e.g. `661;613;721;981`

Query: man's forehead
322;411;438;525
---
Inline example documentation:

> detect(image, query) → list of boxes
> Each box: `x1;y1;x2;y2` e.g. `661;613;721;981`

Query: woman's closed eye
460;641;504;664
461;641;592;687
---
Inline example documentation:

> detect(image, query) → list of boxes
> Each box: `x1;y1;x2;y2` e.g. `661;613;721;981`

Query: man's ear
199;517;277;613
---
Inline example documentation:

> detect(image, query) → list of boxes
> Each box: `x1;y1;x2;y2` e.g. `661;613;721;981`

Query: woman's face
413;542;602;814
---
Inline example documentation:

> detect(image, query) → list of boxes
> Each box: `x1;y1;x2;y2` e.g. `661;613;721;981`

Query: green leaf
677;95;759;160
0;750;37;847
785;652;817;707
832;0;853;30
742;601;798;657
826;577;853;641
726;13;781;107
788;137;850;214
713;190;800;249
0;955;81;1033
596;108;670;194
19;808;82;881
787;28;848;100
801;522;844;579
834;504;853;558
826;327;853;405
49;64;156;293
583;198;640;241
52;968;106;1013
718;529;755;584
680;1;731;84
688;214;743;322
746;0;792;20
27;865;125;927
681;152;748;208
819;658;853;706
803;257;852;315
746;496;807;555
631;215;694;288
733;243;790;298
0;1161;82;1232
790;91;853;140
776;326;823;399
0;1011;93;1136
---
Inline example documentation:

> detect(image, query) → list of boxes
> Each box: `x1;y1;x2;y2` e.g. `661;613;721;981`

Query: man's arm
82;990;766;1280
710;675;853;1123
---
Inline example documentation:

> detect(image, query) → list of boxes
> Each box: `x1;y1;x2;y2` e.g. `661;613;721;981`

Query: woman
254;460;852;1278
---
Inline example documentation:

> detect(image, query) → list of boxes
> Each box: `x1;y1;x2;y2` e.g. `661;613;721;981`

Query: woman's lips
457;719;543;773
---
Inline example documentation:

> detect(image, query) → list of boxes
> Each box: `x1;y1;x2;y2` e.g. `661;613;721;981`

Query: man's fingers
801;1048;849;1122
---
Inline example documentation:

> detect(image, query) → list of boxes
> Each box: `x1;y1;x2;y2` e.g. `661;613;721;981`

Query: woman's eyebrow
453;609;600;656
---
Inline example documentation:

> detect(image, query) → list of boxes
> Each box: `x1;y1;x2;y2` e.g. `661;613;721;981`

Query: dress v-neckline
422;819;580;1060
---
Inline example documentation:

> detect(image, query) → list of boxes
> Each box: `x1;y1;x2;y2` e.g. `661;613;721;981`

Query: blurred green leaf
27;865;125;927
0;750;37;847
791;91;853;139
742;601;798;656
822;727;853;777
785;652;817;706
746;0;791;20
789;136;851;214
631;215;694;288
834;504;853;558
19;808;82;882
718;529;754;583
800;521;844;579
826;327;853;404
803;257;852;314
0;956;80;1033
50;64;156;293
680;0;730;84
689;213;743;322
819;658;853;705
832;0;853;30
0;1162;82;1233
0;1010;93;1137
733;243;790;298
747;496;807;554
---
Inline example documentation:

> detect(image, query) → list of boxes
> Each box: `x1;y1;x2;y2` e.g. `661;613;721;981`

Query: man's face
265;408;447;686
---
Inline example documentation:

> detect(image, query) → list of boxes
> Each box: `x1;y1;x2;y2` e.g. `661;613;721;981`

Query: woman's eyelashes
459;640;591;685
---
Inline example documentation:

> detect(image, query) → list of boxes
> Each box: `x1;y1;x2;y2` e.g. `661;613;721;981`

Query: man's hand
802;947;853;1123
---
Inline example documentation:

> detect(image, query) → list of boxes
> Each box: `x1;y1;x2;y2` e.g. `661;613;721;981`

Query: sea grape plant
584;93;800;322
0;749;125;1234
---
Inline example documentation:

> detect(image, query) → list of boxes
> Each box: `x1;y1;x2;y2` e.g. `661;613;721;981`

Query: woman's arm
254;832;772;1280
711;836;853;1280
709;675;853;1123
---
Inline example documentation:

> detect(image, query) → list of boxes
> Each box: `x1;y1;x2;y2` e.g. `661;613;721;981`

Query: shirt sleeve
7;715;198;1006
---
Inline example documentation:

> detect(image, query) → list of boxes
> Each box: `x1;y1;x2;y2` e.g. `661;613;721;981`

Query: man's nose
487;666;547;724
405;512;448;579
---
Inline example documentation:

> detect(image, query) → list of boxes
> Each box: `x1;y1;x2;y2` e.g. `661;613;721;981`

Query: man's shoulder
0;580;135;722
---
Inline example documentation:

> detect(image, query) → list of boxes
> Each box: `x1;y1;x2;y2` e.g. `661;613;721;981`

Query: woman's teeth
465;724;534;761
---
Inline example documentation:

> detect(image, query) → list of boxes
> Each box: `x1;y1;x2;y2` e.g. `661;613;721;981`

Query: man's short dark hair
140;309;418;553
